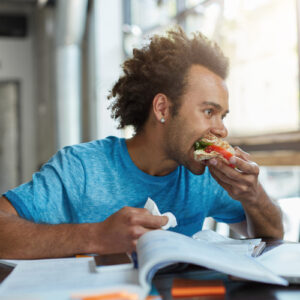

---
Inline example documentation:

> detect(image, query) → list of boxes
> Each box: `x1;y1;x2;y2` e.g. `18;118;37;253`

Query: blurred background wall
0;0;299;240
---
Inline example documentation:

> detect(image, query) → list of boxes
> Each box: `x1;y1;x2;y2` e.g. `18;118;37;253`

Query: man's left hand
207;147;262;205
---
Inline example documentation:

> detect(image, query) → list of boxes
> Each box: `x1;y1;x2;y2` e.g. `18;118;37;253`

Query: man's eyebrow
201;101;229;114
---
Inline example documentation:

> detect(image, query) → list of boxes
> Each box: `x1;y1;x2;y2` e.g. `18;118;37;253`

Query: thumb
161;215;169;227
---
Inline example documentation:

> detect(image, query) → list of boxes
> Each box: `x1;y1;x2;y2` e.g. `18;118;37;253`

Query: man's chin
188;163;206;175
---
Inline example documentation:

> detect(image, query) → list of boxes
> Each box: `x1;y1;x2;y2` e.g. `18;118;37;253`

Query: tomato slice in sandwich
204;145;235;168
204;145;233;161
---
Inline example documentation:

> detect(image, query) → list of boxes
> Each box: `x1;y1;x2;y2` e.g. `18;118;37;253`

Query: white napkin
144;197;177;230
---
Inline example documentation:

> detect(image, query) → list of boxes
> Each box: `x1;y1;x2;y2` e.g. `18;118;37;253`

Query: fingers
122;207;168;229
124;210;168;252
209;163;239;186
208;148;261;203
161;215;169;227
208;151;260;192
232;147;259;174
133;214;168;229
209;160;259;189
229;156;259;175
101;207;168;254
209;146;259;176
234;146;251;161
209;169;233;193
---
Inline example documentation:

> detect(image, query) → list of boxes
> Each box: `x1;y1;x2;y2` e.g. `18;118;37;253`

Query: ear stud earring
160;118;165;123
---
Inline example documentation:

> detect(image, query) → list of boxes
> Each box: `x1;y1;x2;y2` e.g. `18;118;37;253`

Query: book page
137;230;287;288
193;229;262;256
257;243;300;277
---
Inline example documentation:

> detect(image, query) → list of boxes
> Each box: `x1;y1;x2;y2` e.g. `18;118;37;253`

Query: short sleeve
3;146;86;224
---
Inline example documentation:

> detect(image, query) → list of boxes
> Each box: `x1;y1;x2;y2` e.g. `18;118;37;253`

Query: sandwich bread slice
194;133;235;167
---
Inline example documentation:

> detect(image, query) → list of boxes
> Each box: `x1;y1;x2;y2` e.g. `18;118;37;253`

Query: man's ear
152;93;171;124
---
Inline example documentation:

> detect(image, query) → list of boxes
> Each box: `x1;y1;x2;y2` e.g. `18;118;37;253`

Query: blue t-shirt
4;136;245;236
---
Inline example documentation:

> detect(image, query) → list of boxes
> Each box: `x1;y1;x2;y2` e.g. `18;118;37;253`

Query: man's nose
210;122;228;139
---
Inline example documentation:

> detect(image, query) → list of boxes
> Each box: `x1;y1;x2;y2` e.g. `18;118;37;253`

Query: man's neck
126;131;178;176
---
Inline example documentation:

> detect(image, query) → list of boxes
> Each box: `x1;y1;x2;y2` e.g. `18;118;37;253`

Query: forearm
0;205;166;259
0;211;97;259
242;184;284;239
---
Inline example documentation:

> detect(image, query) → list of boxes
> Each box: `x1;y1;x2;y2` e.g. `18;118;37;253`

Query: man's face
164;64;229;175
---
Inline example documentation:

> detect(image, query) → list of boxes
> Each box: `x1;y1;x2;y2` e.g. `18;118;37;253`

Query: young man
0;27;283;259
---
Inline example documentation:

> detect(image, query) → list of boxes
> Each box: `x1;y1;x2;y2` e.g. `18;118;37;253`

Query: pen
131;251;138;268
251;241;266;257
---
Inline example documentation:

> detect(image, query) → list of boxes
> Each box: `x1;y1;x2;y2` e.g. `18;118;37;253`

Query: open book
133;229;288;297
0;230;289;300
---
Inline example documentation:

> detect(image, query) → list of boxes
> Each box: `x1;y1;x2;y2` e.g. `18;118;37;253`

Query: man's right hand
93;206;168;254
0;196;168;259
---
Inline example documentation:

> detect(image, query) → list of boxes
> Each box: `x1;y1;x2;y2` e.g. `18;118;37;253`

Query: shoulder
57;136;123;159
44;136;124;170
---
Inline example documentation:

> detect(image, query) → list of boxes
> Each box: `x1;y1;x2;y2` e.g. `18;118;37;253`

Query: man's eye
204;109;213;116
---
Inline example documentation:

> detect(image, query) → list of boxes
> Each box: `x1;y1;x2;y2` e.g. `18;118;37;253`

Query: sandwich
194;133;235;167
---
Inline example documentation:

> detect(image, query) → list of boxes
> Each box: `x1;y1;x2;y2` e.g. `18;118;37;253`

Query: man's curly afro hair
108;26;229;134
